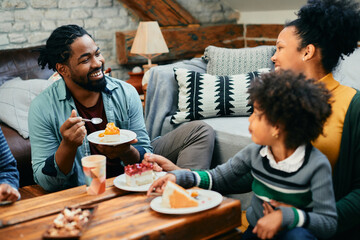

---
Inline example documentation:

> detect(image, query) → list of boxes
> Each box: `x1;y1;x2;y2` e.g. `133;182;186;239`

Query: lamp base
143;64;158;73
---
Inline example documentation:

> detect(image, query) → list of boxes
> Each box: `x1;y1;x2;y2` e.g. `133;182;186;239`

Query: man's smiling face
66;35;106;92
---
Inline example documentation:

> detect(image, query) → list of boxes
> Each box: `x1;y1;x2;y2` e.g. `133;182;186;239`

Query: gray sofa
144;46;276;166
143;45;360;208
144;45;277;208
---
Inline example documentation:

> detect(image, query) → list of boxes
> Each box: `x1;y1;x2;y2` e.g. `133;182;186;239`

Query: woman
270;0;360;238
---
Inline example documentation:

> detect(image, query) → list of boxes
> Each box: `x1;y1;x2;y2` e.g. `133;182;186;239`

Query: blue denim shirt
0;127;20;190
28;76;152;192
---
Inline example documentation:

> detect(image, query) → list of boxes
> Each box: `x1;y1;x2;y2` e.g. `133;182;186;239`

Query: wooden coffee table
0;178;242;239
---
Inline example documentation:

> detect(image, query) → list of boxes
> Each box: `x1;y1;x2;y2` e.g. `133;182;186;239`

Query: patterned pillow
170;68;271;124
203;45;276;76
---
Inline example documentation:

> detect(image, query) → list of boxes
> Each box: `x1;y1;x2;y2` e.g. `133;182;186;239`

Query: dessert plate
150;189;223;214
87;129;136;146
113;171;166;192
0;200;13;205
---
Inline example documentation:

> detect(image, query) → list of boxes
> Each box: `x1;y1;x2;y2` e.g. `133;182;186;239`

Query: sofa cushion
170;67;270;124
0;46;54;86
0;77;53;138
203;45;276;76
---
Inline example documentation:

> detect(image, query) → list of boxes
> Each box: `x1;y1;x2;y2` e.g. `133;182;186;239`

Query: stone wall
0;0;238;80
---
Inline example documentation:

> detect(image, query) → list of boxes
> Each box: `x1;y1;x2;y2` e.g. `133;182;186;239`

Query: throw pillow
170;67;271;124
203;45;276;76
0;77;53;138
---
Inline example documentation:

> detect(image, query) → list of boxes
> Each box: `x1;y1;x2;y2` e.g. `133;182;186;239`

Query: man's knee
188;121;215;139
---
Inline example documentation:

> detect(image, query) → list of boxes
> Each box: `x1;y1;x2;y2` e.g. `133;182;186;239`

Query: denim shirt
0;127;20;190
28;76;152;192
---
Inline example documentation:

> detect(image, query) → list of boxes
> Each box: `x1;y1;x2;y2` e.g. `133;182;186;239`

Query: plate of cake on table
150;181;223;214
113;162;166;192
87;122;136;146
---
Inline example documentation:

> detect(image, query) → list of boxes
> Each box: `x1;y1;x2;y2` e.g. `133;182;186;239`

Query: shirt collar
260;145;306;173
319;73;339;92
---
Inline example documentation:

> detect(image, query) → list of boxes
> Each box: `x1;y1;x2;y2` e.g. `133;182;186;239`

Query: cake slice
124;163;155;187
100;122;120;143
162;181;199;208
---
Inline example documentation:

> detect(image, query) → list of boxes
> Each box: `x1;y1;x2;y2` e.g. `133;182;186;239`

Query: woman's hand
146;174;176;196
143;153;181;172
0;184;20;202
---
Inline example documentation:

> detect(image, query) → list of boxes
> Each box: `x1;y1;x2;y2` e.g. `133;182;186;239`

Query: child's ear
271;126;281;139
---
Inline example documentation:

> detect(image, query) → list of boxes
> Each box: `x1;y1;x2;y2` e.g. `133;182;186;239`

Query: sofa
143;45;360;208
0;46;54;187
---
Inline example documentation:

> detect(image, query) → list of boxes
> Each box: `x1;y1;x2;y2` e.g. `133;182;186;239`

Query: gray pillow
203;45;276;76
0;77;53;138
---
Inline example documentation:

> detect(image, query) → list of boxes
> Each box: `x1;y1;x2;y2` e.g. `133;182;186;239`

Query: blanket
144;58;207;140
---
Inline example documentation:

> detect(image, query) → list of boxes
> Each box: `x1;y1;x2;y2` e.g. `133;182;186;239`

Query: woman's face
271;26;306;74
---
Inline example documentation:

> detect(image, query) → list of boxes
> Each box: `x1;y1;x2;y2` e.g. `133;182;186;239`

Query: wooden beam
118;0;199;26
116;24;244;65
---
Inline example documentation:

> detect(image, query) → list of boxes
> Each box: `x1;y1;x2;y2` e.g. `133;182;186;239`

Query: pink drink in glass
81;155;106;195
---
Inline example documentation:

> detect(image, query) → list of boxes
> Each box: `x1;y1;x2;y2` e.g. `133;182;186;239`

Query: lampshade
130;21;169;69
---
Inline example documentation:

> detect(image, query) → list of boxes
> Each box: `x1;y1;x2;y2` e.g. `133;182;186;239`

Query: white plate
0;200;12;206
113;171;166;192
87;130;136;146
150;189;223;214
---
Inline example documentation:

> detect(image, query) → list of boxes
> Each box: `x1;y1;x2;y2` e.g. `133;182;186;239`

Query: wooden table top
0;178;242;240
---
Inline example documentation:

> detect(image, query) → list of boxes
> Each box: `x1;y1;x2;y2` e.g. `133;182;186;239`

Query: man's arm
29;97;84;192
55;110;86;175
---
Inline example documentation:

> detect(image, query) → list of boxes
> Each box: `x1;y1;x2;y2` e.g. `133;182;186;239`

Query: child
147;70;337;240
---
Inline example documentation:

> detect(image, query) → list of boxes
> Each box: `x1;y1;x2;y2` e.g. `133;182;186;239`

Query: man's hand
60;110;86;148
146;174;176;196
56;110;86;174
143;153;181;172
95;139;138;160
0;184;20;202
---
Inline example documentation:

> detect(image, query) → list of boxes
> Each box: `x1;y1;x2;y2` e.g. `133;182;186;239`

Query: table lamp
130;21;169;72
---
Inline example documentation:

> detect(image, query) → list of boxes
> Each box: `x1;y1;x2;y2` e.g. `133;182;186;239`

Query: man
29;25;215;192
0;127;20;203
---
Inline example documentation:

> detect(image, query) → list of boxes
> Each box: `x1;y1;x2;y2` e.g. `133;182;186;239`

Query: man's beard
72;67;107;92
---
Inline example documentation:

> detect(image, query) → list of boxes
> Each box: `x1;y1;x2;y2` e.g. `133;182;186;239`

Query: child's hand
146;174;176;196
253;210;282;239
263;201;274;215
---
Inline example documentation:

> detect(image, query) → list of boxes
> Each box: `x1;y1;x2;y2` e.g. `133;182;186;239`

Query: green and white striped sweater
172;143;337;239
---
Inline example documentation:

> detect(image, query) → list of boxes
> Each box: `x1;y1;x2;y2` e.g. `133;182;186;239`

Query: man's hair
285;0;360;73
248;70;332;149
37;25;92;71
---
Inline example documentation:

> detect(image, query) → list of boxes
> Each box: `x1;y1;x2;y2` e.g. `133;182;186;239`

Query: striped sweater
172;143;337;239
